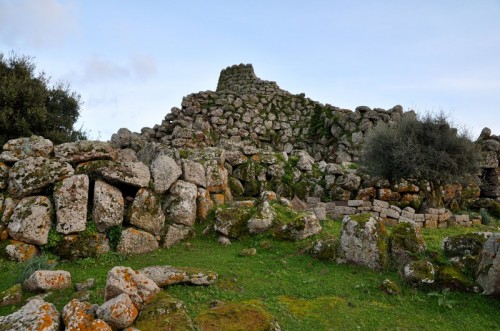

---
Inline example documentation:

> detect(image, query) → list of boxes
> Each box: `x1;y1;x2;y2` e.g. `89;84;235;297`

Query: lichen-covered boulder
105;266;160;310
247;201;275;234
5;240;39;262
337;173;361;191
390;221;426;268
0;196;17;223
8;156;74;197
133;291;194;331
182;159;206;187
164;180;197;227
54;234;110;260
54;174;89;234
0;136;53;162
476;233;500;296
194;300;281;331
77;160;150;188
443;233;490;257
276;211;322;241
162;223;192;248
0;284;22;307
116;228;159;255
337;214;389;270
150;154;182;193
291;150;315;172
93;180;124;232
0;298;60;330
214;205;253;239
23;270;72;292
62;299;112;331
205;159;229;193
139;265;218;287
129;188;165;236
8;196;53;245
403;261;436;287
54;140;117;163
97;294;138;330
0;162;8;189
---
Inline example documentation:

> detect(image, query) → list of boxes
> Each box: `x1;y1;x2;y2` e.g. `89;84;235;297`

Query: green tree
0;52;86;146
361;112;480;208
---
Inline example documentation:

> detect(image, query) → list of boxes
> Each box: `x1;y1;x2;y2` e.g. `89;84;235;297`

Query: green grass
1;221;499;330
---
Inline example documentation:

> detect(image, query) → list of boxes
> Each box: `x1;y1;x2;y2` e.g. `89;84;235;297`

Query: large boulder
54;174;89;234
8;156;74;197
105;266;160;310
0;298;60;330
247;201;275;234
0;136;53;162
62;299;112;331
116;228;159;255
97;294;138;330
54;234;110;260
162;223;192;248
93;180;124;232
214;205;253;239
139;265;218;287
337;214;389;270
133;291;194;331
23;270;72;292
390;221;426;268
77;160;150;188
8;196;53;245
476;233;500;296
129;188;165;236
54;140;117;163
150;154;182;193
182;159;206;188
276;211;322;241
164;180;198;227
443;233;490;257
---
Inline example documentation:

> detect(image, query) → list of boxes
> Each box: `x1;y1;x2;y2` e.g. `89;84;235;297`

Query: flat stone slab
139;265;218;287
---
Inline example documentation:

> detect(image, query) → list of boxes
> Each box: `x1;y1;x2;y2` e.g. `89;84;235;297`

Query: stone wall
122;64;405;164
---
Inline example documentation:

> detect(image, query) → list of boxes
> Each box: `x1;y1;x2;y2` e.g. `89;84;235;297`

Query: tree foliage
0;52;86;146
361;112;480;206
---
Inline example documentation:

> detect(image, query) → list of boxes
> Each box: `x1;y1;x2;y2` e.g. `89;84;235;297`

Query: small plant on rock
16;254;56;283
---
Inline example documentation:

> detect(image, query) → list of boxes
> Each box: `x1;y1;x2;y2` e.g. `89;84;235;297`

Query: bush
0;52;87;145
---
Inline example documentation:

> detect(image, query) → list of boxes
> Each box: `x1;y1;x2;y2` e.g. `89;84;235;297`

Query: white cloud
0;0;78;47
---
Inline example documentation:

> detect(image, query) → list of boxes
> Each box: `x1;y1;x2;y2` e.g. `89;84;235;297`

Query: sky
1;0;499;141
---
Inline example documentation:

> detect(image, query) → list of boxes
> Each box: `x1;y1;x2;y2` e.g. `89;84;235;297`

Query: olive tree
0;52;86;146
361;112;480;208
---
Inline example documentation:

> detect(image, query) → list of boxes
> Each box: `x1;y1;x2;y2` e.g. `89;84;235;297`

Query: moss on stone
194;300;278;331
438;265;476;292
349;213;372;224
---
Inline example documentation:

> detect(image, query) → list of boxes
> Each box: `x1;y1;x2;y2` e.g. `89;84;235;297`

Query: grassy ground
0;220;499;330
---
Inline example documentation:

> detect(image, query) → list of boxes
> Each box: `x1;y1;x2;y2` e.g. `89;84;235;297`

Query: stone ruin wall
137;64;405;164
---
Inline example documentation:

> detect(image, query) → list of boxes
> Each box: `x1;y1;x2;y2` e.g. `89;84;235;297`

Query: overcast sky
1;0;499;140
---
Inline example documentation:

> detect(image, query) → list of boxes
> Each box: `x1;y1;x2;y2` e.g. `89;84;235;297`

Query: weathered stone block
8;196;52;245
54;174;89;234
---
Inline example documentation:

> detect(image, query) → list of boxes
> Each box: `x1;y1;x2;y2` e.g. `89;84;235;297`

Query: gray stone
0;162;8;190
403;261;436;287
205;159;228;192
225;150;247;166
104;266;160;310
277;211;322;241
182;159;206;187
162;223;192;248
101;161;150;188
97;294;138;330
150;154;182;193
23;270;72;291
248;201;275;234
54;140;118;163
476;233;500;296
8;196;53;245
164;180;198;227
0;298;60;330
139;265;218;287
129;188;165;236
54;175;89;234
291;150;314;171
93;180;124;232
337;214;388;269
337;173;361;191
1;197;17;223
5;241;39;262
8;156;74;198
0;136;53;162
116;228;159;255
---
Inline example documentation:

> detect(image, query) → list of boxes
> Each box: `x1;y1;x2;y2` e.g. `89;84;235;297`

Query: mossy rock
194;300;280;331
442;233;487;257
403;260;436;287
310;237;338;261
438;265;477;292
228;177;245;197
214;206;255;239
133;291;194;330
53;233;110;260
243;180;261;197
380;279;400;295
0;284;22;307
390;222;425;268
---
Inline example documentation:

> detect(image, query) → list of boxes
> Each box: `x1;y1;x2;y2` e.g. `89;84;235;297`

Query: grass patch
0;223;499;330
